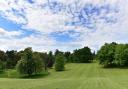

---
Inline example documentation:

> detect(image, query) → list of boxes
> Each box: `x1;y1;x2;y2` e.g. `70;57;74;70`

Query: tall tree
114;44;128;66
41;53;49;71
6;50;20;69
0;50;6;61
97;42;117;67
47;51;54;68
16;47;43;76
64;51;71;62
54;49;63;56
55;54;66;71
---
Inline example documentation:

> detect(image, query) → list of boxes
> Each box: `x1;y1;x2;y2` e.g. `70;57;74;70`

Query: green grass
0;63;128;89
0;69;49;78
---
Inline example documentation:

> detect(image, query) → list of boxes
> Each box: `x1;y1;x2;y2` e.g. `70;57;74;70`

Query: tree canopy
97;42;128;67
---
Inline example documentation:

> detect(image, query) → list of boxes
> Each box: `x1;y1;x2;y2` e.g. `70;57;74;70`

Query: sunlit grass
0;63;128;89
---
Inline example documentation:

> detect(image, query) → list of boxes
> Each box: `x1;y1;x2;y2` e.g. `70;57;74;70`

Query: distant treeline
0;46;94;76
1;42;128;77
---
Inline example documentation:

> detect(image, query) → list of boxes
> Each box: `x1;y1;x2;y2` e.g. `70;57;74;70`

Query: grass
0;63;128;89
0;69;49;78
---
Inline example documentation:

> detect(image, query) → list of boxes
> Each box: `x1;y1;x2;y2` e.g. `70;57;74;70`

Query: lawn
0;63;128;89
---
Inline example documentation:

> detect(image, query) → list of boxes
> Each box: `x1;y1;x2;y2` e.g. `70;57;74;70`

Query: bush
55;54;66;71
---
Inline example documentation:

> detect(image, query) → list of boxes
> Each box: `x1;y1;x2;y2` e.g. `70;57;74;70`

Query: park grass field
0;63;128;89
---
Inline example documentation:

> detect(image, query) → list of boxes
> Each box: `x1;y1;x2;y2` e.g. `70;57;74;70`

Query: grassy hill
0;63;128;89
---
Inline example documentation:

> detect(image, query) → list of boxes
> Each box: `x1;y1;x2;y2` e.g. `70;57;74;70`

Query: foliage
41;53;49;71
55;54;66;71
97;42;128;67
5;50;20;69
97;42;117;67
114;44;128;67
119;48;128;66
47;51;54;68
16;47;44;76
55;49;63;56
64;51;71;62
73;47;93;63
0;61;6;70
0;50;6;61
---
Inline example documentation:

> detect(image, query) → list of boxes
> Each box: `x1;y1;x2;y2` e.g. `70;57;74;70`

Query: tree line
0;46;93;76
1;42;128;77
97;42;128;67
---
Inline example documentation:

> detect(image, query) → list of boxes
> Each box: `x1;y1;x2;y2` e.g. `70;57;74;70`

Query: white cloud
0;33;56;51
0;0;128;52
0;28;23;37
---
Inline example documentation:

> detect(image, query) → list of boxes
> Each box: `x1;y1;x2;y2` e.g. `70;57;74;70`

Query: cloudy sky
0;0;127;52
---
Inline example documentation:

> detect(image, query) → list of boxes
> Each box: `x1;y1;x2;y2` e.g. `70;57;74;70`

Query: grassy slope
0;63;128;89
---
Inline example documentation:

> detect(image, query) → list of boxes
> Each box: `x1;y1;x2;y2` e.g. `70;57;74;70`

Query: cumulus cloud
0;0;127;52
0;28;23;37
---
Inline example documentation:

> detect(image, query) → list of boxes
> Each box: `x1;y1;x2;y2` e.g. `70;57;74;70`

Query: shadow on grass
19;72;49;79
101;64;128;69
0;70;4;73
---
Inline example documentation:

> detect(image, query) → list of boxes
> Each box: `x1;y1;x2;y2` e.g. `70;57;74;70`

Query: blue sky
0;0;127;52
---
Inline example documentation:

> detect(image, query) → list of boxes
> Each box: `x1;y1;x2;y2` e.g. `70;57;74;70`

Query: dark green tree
55;54;66;71
47;51;54;68
54;49;63;56
6;50;20;69
0;60;6;70
120;48;128;66
41;53;49;71
97;42;117;67
114;44;128;67
73;47;93;63
16;47;43;76
0;50;6;70
0;50;6;61
64;51;71;62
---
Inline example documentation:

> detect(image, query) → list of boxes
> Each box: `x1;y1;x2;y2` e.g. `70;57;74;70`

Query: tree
97;42;117;67
97;42;128;67
54;49;63;56
92;51;96;59
55;54;66;71
40;51;54;71
114;44;126;66
114;44;128;67
0;50;6;61
16;47;43;76
64;51;71;62
6;50;20;69
41;53;49;71
119;48;128;66
0;50;6;70
73;47;93;63
0;60;6;70
47;51;54;68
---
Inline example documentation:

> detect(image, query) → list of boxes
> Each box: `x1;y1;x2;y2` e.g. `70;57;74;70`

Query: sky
0;0;128;52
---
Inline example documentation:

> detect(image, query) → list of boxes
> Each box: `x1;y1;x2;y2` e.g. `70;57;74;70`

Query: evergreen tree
55;54;66;71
